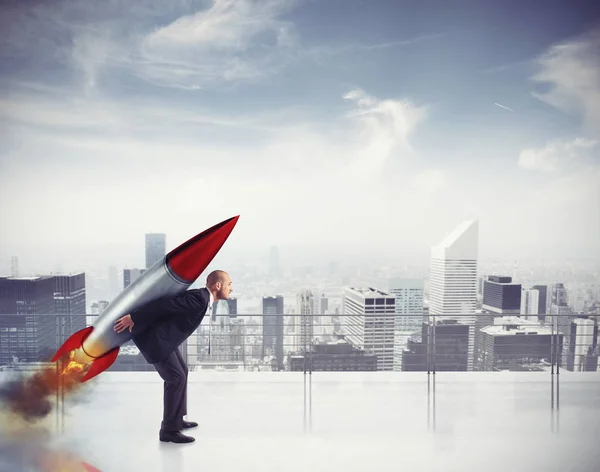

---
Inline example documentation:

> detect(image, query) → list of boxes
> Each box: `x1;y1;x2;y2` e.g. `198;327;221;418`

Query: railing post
551;313;555;375
427;320;431;376
555;313;560;376
432;316;436;375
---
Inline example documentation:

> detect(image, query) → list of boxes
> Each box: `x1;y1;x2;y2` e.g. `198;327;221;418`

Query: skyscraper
567;316;599;372
262;296;284;370
388;278;424;371
145;233;166;269
551;283;572;345
123;268;147;289
532;285;548;320
521;288;541;319
482;276;521;315
0;275;86;365
297;290;314;352
52;273;87;350
389;278;424;331
227;297;238;318
429;220;478;370
341;287;395;371
402;319;470;371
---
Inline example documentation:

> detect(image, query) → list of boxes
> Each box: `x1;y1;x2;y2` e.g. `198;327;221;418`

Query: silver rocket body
82;258;192;358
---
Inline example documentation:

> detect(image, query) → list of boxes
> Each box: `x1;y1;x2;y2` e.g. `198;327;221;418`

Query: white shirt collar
206;287;214;306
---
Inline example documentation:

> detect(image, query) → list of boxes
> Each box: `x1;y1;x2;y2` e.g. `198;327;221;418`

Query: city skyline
0;0;599;272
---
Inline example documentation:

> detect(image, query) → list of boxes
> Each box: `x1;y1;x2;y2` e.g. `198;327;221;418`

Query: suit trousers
152;347;188;431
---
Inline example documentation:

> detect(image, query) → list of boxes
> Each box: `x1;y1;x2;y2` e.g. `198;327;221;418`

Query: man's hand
114;314;135;333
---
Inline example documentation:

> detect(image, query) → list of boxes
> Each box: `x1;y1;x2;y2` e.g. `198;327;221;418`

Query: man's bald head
206;270;233;300
206;270;228;287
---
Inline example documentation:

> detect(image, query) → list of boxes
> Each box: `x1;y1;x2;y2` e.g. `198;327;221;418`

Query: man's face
216;274;233;300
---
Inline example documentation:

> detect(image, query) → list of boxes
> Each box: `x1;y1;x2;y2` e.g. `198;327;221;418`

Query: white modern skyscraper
342;287;395;371
521;288;541;321
429;220;479;370
568;317;598;372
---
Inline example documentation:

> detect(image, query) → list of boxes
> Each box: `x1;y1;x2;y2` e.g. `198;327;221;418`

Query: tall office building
341;287;395;371
53;273;87;347
123;268;147;289
479;318;559;371
319;295;329;314
53;273;86;315
389;279;424;331
388;278;424;371
0;275;85;365
429;220;478;370
145;233;166;269
310;291;327;336
566;316;599;372
532;285;548;321
227;297;238;318
262;296;284;370
296;290;314;352
482;276;521;315
552;283;568;307
551;283;572;346
402;319;470;371
521;288;541;320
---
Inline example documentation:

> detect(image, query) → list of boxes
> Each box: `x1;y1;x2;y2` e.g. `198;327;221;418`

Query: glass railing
0;312;597;373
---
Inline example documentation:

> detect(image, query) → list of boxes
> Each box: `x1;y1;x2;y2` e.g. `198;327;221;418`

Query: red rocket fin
81;347;120;383
81;462;102;472
51;326;94;362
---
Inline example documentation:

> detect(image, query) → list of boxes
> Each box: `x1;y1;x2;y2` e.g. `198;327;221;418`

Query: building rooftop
481;324;553;336
431;219;478;260
346;287;393;297
1;371;598;471
1;276;44;280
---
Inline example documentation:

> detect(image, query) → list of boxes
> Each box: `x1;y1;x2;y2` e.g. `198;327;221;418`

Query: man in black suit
113;270;233;444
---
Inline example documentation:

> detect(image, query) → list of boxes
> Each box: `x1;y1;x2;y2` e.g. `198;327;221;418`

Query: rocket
51;215;239;382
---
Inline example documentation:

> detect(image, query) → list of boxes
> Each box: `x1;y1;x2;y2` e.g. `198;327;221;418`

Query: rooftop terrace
1;371;599;472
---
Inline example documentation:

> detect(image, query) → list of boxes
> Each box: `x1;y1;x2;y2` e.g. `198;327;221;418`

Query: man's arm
129;291;208;333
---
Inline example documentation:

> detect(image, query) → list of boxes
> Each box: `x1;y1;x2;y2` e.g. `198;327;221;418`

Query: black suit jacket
130;288;210;364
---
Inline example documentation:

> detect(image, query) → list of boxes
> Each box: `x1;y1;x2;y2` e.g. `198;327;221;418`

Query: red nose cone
166;215;239;282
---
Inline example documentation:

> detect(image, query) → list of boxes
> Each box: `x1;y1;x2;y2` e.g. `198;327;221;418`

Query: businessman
113;270;233;444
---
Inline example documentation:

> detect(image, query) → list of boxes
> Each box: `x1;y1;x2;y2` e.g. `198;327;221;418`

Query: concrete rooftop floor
2;371;600;471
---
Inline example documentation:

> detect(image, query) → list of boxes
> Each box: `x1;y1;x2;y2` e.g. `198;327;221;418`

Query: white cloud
145;0;289;47
518;138;598;172
521;30;600;175
342;88;427;177
531;29;600;135
127;0;296;89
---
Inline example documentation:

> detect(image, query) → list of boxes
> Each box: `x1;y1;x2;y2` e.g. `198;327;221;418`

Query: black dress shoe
159;430;195;443
182;421;198;429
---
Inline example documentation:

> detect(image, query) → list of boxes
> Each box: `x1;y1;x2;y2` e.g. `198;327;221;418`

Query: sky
0;0;599;272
